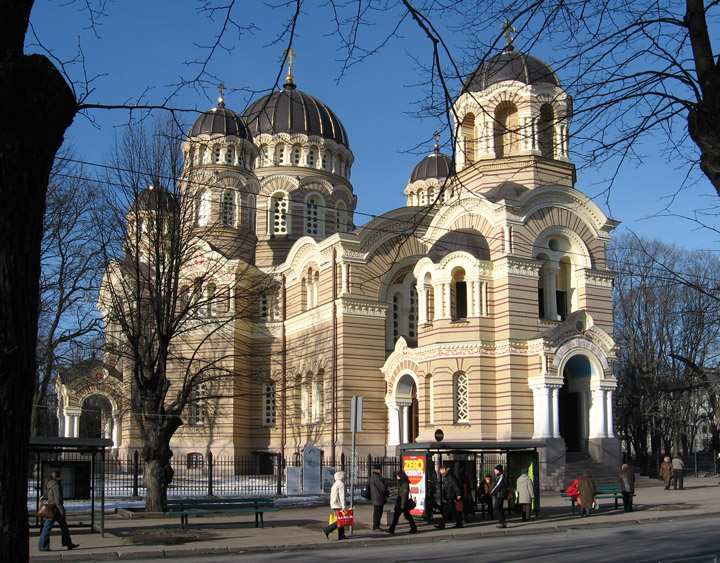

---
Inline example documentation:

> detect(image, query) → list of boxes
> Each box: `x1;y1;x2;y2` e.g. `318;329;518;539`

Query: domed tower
404;135;455;206
182;88;260;263
243;56;356;266
452;29;573;190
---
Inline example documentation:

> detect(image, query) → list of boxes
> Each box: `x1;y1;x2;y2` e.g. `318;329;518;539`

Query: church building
56;39;620;484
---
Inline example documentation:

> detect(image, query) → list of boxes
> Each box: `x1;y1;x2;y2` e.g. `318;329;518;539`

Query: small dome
243;84;349;148
190;102;251;139
464;47;558;92
410;149;454;183
135;185;176;211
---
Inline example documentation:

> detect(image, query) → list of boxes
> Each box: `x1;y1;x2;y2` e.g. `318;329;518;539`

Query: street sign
434;428;444;442
350;396;363;433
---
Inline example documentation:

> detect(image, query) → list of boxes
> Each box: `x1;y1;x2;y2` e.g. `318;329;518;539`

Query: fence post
207;451;214;496
276;454;283;496
132;451;139;498
695;451;698;477
340;452;346;474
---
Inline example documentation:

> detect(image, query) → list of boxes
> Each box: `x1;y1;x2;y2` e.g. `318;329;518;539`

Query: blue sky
29;1;719;251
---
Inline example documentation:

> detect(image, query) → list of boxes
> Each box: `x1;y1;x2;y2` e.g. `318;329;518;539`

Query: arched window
427;187;435;203
215;286;230;314
198;145;207;164
462;113;476;164
538;103;555;158
418;189;426;205
424;272;434;322
188;383;208;426
205;283;216;316
292;145;302;166
187;453;204;469
312;374;323;422
260;292;270;321
258;144;269;167
225;145;235;165
494;101;519;158
427;374;435;425
213;144;222;163
454;372;469;423
305;194;322;236
275;143;285;165
321;151;329;170
247;194;256;231
270;192;288;235
196;189;210;226
307;146;317;167
557;257;572;320
179;285;190;311
335;201;348;233
301;375;312;424
392;293;401;342
451;268;468;320
408;284;417;339
263;382;276;426
221;190;235;227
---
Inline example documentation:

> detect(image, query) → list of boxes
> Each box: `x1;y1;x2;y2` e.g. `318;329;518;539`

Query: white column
340;262;349;295
551;387;561;438
531;386;552;439
417;289;427;325
589;388;608;439
401;405;411;444
388;405;401;447
64;414;72;438
112;415;121;447
433;282;445;320
57;411;65;437
605;390;615;438
543;262;560;321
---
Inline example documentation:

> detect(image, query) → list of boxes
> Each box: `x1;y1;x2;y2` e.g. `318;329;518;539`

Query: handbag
360;486;371;500
335;508;354;528
454;499;464;513
37;500;55;519
405;497;417;511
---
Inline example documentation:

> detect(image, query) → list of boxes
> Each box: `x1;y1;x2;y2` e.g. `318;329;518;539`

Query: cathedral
56;39;620;482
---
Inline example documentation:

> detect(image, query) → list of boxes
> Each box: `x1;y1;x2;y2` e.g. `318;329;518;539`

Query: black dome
190;103;251;139
410;150;454;183
464;48;558;92
135;186;177;211
243;84;349;148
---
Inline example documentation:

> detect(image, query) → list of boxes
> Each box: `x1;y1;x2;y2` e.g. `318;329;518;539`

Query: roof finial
433;130;440;153
502;19;516;51
217;82;226;107
284;47;296;89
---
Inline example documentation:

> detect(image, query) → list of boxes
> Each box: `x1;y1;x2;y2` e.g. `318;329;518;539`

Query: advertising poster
402;453;427;517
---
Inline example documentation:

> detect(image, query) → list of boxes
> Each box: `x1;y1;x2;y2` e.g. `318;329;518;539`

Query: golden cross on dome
285;47;296;86
502;19;516;49
433;130;440;151
217;82;225;106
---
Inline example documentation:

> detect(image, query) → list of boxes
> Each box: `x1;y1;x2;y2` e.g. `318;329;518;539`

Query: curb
31;510;720;561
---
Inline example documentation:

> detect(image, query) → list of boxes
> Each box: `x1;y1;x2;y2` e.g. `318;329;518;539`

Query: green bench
166;497;280;529
561;484;628;513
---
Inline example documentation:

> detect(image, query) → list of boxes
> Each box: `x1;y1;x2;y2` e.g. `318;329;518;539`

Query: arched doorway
396;373;419;444
79;395;113;439
559;355;592;452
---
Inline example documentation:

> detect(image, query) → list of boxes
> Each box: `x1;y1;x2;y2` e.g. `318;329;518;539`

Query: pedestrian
671;454;685;490
368;464;389;531
323;471;347;540
515;468;534;521
660;456;673;490
38;470;79;552
490;465;508;528
577;469;596;517
478;474;494;520
388;471;418;535
436;465;463;529
618;463;635;512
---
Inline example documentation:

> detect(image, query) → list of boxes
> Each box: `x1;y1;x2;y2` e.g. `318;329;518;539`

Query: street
123;517;719;563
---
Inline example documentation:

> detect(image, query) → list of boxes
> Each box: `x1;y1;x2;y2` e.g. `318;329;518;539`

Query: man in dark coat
388;471;417;534
436;465;463;529
491;464;508;528
368;464;389;530
618;464;635;512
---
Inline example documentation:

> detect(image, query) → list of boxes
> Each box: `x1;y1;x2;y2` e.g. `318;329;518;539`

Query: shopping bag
335;509;354;527
37;499;55;519
454;499;464;513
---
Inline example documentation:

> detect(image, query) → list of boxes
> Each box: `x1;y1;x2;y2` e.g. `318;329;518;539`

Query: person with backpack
368;464;389;530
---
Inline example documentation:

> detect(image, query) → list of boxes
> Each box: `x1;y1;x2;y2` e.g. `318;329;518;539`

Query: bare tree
96;120;268;511
33;155;102;435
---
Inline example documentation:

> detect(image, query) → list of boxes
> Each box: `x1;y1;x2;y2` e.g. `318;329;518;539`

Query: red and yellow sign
402;454;427;516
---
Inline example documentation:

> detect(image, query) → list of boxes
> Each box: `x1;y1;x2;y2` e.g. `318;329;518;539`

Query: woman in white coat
323;471;347;540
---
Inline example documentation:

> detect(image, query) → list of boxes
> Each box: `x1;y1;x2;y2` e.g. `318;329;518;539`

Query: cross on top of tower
217;82;226;107
502;19;516;50
433;130;441;152
284;47;296;89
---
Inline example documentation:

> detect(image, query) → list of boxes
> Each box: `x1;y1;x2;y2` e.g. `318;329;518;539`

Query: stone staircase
563;452;618;489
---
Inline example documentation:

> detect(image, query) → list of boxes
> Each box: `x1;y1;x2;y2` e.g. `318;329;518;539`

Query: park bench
166;496;280;529
561;484;629;514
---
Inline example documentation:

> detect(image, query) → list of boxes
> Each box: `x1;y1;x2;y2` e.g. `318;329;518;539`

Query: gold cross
217;82;225;105
502;19;516;49
285;47;295;85
433;130;440;151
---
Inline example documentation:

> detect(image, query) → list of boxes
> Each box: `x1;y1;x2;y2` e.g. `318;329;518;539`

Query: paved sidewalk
28;477;720;561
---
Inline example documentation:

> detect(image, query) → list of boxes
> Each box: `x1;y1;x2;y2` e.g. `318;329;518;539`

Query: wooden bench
166;497;280;529
561;484;628;513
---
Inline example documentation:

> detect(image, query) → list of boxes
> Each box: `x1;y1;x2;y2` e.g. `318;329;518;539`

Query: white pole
350;396;358;536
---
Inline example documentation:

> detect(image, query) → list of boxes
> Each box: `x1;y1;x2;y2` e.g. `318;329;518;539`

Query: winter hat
494;464;504;472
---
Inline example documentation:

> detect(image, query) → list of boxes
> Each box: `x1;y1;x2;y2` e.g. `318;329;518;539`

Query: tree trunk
0;49;75;561
141;423;178;513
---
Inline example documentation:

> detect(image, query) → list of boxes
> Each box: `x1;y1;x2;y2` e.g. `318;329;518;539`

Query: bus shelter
28;437;112;535
399;441;541;520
